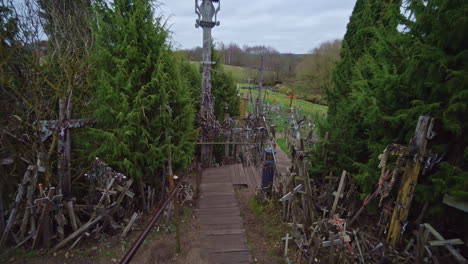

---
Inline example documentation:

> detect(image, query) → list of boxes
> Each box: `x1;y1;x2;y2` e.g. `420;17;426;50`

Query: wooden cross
284;88;299;113
282;232;293;257
252;55;271;114
331;170;346;215
39;96;95;199
32;187;63;249
329;214;353;252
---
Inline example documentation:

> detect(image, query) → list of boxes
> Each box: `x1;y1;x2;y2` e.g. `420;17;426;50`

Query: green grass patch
239;87;327;133
249;197;289;262
275;138;290;156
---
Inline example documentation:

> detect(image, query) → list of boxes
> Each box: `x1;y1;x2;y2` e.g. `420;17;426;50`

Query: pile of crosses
0;158;140;252
275;116;467;263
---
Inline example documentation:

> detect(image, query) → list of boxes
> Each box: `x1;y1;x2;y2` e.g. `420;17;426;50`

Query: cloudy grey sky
158;0;356;54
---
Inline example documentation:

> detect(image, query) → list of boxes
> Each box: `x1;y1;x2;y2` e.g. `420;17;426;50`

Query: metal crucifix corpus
40;96;95;199
195;0;221;167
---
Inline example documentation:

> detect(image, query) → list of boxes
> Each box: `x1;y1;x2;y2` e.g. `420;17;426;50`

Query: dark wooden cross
285;88;299;114
252;55;272;114
32;187;63;249
39;96;95;199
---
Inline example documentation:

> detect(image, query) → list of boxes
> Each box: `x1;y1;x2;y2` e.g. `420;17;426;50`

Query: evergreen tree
84;0;195;182
400;0;468;203
317;0;468;209
211;47;240;120
322;0;403;192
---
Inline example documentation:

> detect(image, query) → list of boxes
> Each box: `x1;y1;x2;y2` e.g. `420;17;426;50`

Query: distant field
189;61;252;82
240;88;327;132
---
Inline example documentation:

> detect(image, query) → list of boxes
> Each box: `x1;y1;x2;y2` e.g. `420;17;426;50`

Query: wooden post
329;232;335;264
1;166;33;246
0;192;4;235
331;170;346;215
65;201;79;231
387;116;432;247
58;97;72;198
166;128;181;253
19;167;38;239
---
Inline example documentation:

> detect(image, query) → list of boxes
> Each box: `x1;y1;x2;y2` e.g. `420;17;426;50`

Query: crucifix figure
39;96;95;199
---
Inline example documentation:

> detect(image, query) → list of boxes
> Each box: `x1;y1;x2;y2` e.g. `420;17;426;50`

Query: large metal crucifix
195;0;221;167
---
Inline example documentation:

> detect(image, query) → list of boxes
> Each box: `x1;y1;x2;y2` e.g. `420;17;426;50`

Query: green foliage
211;47;240;120
84;0;195;180
317;0;468;204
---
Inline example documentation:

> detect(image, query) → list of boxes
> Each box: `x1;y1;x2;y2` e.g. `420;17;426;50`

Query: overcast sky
158;0;356;54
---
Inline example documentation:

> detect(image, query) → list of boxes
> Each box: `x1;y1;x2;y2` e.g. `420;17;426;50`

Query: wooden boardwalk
196;164;259;263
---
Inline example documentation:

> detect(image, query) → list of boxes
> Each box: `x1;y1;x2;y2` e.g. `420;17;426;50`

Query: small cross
329;214;353;252
284;88;299;113
282;233;293;257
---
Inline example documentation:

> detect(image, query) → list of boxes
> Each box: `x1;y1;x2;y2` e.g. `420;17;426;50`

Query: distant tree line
183;43;303;84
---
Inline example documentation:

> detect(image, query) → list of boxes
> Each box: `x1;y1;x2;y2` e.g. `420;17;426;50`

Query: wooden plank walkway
196;165;252;263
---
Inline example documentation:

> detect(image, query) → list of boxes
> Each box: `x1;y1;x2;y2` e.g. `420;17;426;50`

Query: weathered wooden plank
199;216;243;225
196;207;241;216
208;250;251;263
424;223;466;263
206;229;246;236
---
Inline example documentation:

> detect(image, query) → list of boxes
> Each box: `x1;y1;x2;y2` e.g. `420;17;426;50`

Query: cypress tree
318;0;468;211
211;47;240;120
400;0;468;203
322;0;403;192
84;0;195;182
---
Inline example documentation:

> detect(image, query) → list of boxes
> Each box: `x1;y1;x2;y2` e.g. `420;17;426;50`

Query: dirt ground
1;187;289;264
1;205;204;264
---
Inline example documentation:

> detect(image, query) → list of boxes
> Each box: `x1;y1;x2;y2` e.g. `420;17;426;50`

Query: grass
239;87;327;133
249;197;290;262
275;137;290;156
189;61;252;83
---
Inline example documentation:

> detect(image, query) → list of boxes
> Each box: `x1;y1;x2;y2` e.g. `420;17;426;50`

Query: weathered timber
121;212;139;238
423;223;466;264
330;170;346;215
53;214;105;251
65;201;79;231
387;116;432;246
0;166;33;246
19;166;38;240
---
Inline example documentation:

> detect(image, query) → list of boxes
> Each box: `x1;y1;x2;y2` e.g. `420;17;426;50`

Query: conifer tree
400;0;468;202
85;0;195;182
318;0;468;207
211;47;240;120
